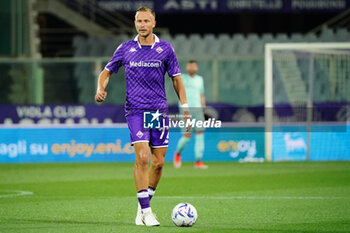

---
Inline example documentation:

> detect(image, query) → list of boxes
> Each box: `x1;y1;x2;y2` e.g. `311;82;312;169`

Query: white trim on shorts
150;145;169;148
132;140;149;145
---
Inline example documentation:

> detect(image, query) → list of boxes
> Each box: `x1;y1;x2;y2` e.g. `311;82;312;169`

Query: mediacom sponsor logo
129;60;161;68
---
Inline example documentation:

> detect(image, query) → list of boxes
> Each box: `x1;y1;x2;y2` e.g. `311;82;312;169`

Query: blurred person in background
174;60;208;169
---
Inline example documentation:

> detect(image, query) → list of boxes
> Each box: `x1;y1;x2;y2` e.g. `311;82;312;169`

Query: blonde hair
136;6;155;19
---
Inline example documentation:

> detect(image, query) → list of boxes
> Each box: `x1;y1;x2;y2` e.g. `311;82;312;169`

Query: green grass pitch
0;162;349;233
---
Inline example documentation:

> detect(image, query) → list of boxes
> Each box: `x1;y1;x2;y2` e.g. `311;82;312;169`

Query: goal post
264;43;350;162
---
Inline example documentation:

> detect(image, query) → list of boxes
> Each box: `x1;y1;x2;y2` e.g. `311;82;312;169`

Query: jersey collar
134;34;160;49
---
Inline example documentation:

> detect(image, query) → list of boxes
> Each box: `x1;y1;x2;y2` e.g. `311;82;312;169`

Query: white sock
142;207;151;214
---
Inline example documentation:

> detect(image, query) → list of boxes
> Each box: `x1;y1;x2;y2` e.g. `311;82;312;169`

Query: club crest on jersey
156;46;163;54
129;47;137;52
136;130;143;138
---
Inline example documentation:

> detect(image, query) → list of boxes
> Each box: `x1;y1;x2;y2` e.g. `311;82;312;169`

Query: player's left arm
172;75;191;132
200;77;206;107
201;94;206;108
172;75;187;106
167;44;191;131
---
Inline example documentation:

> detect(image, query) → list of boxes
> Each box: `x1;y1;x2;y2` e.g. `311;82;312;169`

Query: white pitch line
156;196;350;200
22;195;350;200
0;190;33;198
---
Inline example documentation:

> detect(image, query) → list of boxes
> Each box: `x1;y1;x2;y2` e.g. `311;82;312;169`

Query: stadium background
0;0;349;163
1;1;350;233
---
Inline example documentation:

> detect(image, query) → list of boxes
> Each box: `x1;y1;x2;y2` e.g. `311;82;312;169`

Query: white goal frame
264;43;350;162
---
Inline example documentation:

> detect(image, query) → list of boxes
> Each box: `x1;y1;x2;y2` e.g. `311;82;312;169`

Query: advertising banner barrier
1;104;347;125
0;126;265;163
0;105;126;125
178;128;265;162
272;125;350;161
1;124;349;163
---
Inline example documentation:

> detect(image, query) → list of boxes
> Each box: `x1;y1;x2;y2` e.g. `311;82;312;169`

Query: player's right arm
95;43;124;103
95;69;111;102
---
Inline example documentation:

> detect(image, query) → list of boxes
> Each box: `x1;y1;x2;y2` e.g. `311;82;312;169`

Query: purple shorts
126;113;169;148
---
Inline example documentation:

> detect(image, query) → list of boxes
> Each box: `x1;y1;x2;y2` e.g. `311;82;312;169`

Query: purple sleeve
105;43;124;73
166;44;181;77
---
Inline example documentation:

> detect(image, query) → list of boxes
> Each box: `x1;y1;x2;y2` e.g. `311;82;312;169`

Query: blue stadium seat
233;33;245;41
187;34;201;55
304;33;318;42
207;43;220;56
87;36;104;56
178;40;193;57
73;36;85;49
247;34;259;43
275;33;289;42
249;75;264;105
217;34;231;42
335;28;350;42
250;41;264;55
261;33;275;43
117;34;131;44
73;36;88;57
188;34;201;42
235;40;250;55
290;33;304;42
102;36;119;56
173;34;187;46
220;41;235;57
203;34;216;45
319;28;336;42
160;34;173;44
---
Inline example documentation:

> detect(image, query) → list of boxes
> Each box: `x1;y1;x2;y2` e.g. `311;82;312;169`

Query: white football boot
142;210;160;226
135;203;144;225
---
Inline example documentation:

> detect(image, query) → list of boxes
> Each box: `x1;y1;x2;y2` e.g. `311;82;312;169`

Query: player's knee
136;154;149;168
151;159;164;172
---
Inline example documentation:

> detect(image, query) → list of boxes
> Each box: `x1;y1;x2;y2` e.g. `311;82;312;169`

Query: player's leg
192;110;207;169
173;133;191;168
133;142;151;223
141;148;165;225
194;131;208;169
126;113;158;226
147;147;166;202
134;142;150;193
149;118;168;200
127;114;150;199
133;142;159;226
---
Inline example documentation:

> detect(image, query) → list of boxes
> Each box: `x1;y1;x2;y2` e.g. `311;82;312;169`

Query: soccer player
95;6;190;226
173;60;208;169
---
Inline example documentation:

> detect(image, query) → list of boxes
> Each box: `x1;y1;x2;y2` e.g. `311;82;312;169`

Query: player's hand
183;110;192;132
95;89;107;102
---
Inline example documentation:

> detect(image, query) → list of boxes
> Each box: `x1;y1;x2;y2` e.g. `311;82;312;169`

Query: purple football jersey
105;34;181;113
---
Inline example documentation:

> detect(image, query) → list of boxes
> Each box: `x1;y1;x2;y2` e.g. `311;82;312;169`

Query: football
171;203;197;227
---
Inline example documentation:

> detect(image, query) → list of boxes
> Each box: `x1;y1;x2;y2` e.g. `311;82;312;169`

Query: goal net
265;43;350;161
